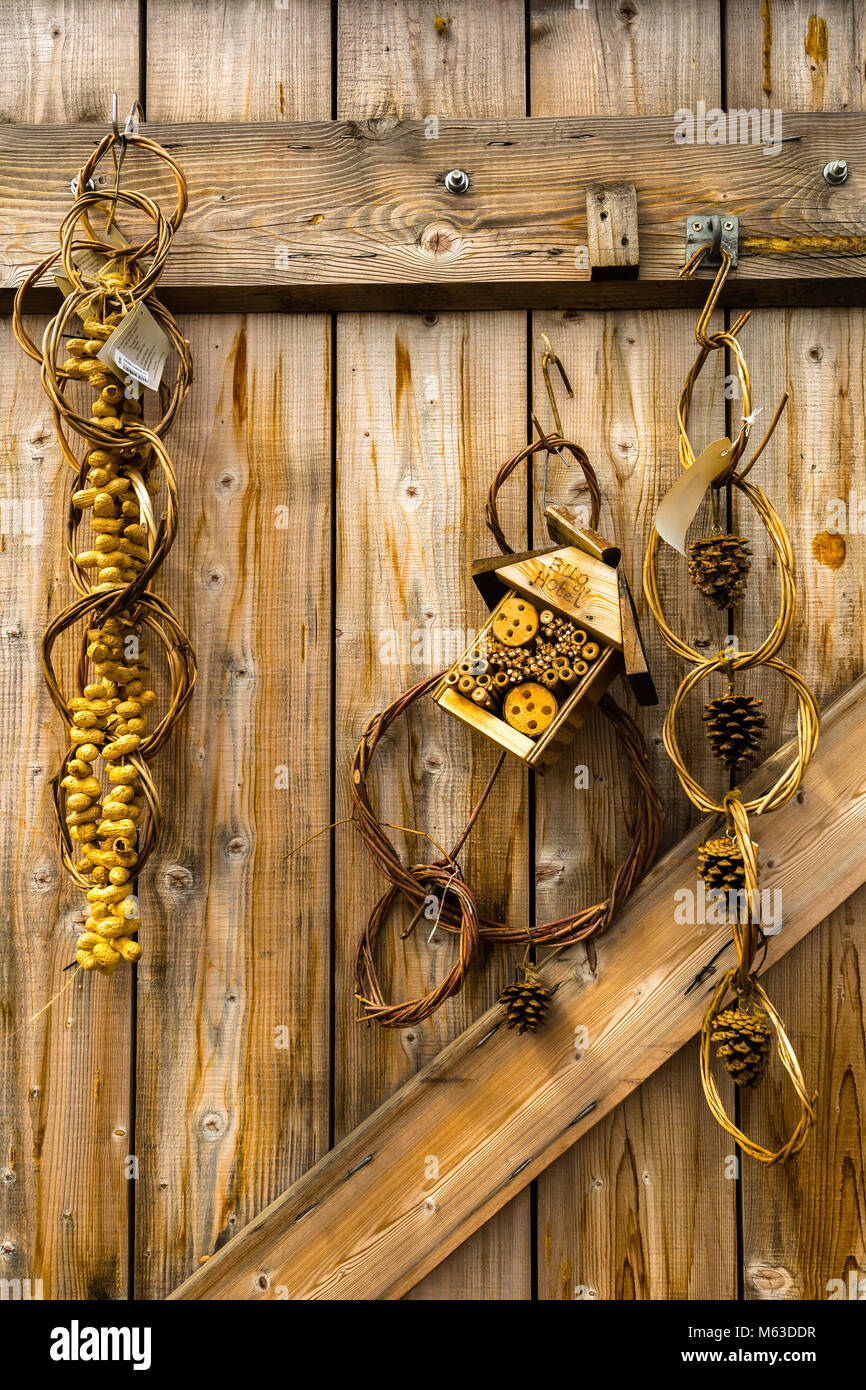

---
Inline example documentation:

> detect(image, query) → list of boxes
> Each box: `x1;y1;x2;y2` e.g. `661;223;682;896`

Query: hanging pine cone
498;966;551;1034
710;1003;773;1087
687;533;752;609
702;692;767;769
697;837;746;892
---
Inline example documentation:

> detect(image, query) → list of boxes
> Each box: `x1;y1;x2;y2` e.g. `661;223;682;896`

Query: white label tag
97;303;170;392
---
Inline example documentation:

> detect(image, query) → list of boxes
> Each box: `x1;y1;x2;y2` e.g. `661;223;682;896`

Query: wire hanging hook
106;94;144;232
539;332;573;437
532;334;576;514
110;92;143;143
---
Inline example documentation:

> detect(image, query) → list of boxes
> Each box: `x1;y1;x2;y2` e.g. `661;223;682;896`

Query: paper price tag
654;438;733;556
97;302;171;393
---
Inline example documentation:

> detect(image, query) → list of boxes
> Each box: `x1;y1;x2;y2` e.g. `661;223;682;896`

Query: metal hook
124;100;144;138
540;332;573;438
106;94;144;233
707;214;723;261
110;93;143;143
533;334;575;514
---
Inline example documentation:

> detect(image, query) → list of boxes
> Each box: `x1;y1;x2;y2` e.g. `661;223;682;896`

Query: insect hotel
433;508;657;767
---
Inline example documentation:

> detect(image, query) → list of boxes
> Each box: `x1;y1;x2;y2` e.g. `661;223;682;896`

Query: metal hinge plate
685;214;739;268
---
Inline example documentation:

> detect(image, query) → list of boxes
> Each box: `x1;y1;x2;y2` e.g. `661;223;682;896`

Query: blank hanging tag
654;438;732;556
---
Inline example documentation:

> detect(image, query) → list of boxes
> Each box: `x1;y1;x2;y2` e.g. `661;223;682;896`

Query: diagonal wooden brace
171;673;866;1300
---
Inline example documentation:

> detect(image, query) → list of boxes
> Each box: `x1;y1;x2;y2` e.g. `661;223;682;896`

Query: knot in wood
163;863;194;893
200;1110;227;1138
418;222;463;260
749;1263;794;1295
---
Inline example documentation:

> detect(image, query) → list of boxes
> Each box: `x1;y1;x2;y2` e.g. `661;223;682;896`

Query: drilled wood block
586;181;639;279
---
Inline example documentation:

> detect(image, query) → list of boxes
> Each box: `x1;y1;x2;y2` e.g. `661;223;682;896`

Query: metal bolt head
444;168;470;194
823;159;849;186
723;220;735;231
70;175;96;196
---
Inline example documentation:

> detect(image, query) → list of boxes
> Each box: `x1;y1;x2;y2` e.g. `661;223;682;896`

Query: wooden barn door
1;0;864;1302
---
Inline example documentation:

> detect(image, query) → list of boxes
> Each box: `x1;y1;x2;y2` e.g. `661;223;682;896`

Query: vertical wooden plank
146;0;331;122
529;0;720;115
531;0;738;1300
727;0;866;1301
335;0;533;1300
337;0;524;118
529;309;738;1300
726;0;866;112
0;0;138;123
0;1;138;1301
134;3;332;1296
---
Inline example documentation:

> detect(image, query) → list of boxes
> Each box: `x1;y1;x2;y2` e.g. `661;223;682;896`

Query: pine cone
697;837;746;892
498;968;551;1034
702;693;767;770
711;1004;772;1087
687;534;752;609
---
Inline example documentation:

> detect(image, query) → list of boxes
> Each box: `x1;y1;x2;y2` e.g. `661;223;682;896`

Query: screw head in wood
823;159;849;185
444;168;470;194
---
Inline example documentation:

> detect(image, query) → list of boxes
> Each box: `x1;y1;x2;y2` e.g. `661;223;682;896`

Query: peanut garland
14;117;195;978
643;246;819;1164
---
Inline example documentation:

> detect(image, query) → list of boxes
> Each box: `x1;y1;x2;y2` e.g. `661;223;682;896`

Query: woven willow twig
351;429;662;1028
485;432;601;554
14;119;195;978
643;246;818;1163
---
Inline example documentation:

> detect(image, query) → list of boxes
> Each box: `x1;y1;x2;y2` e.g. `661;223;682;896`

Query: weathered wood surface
147;0;331;123
0;0;139;1304
171;671;866;1300
132;0;333;1299
3;0;866;1305
3;113;866;311
727;0;866;1301
334;0;532;1304
528;0;723;118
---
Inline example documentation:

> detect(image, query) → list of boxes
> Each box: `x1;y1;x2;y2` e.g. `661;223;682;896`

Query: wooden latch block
585;181;639;279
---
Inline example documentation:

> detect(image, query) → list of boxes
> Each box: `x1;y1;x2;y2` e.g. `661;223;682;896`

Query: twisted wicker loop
643;246;818;1162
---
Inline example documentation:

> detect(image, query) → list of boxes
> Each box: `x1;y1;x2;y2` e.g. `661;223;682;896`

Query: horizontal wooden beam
171;674;866;1300
2;114;866;312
